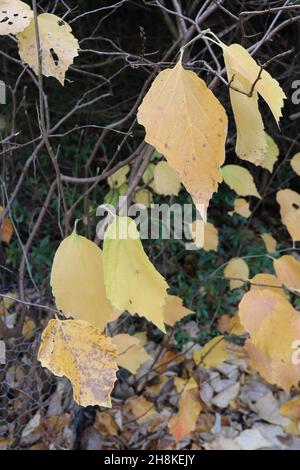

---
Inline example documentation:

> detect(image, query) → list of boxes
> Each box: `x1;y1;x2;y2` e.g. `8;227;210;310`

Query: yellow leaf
222;165;260;198
0;206;13;244
129;396;156;421
142;163;155;188
273;255;300;293
108;165;130;188
220;42;285;164
137;58;227;216
189;220;218;251
50;232;113;331
134;188;153;208
168;389;201;443
228;198;251;218
291;153;300;176
224;258;249;290
103;216;168;332
112;333;151;374
163;294;193;326
261;233;277;253
153;161;181;196
194;336;229;368
174;377;198;393
17;13;79;85
250;273;284;297
239;289;300;392
38;319;118;407
276;189;300;242
0;0;33;35
262;134;279;172
280;396;300;435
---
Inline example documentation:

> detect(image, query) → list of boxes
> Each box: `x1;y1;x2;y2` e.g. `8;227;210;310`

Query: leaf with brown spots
38;319;118;407
0;0;33;35
17;13;79;85
137;56;227;217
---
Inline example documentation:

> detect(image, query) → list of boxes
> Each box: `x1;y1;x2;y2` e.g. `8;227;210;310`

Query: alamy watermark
95;196;205;250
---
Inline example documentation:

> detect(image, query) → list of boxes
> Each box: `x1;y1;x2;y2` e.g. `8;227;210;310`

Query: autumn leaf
189;220;218;251
228;198;251;218
153;161;181;196
194;336;229;368
222;165;260;198
273;255;300;293
163;294;193;326
224;258;249;289
50;232;113;331
261;233;277;253
108;165;130;188
0;206;13;244
103;216;168;332
17;13;79;85
291;153;300;176
0;0;33;35
129;396;157;421
137;56;227;217
239;289;300;392
220;41;286;164
134;188;153;208
168;388;201;443
276;189;300;242
250;273;284;297
262;134;279;173
38;319;118;407
112;333;151;374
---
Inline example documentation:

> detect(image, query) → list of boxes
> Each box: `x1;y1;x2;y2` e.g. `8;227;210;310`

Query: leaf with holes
0;0;33;35
137;57;227;218
276;189;300;242
17;13;79;85
38;319;118;407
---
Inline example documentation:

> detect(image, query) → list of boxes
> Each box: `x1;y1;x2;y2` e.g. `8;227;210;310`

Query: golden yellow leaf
38;319;118;407
222;165;260;198
239;289;300;392
224;258;249;289
0;206;13;244
174;377;198;393
262;134;279;172
50;232;113;331
220;41;285;164
153;161;181;196
103;216;168;332
163;294;193;326
137;58;227;216
194;336;229;367
108;165;130;188
273;255;300;293
250;273;284;297
276;189;300;242
168;388;201;443
129;396;156;421
280;396;300;436
261;233;277;253
189;220;218;251
17;13;79;85
291;153;300;176
228;198;251;218
134;188;153;208
112;333;151;374
0;0;33;35
217;314;245;335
